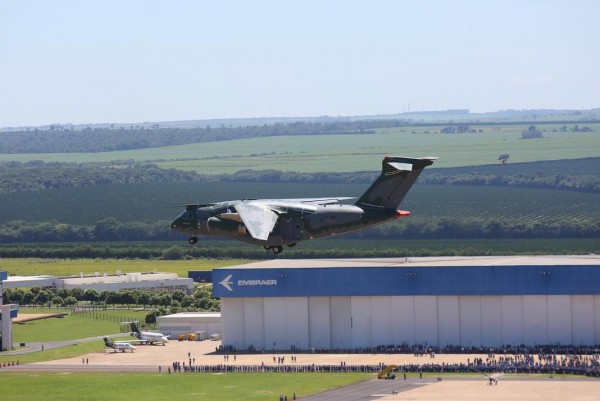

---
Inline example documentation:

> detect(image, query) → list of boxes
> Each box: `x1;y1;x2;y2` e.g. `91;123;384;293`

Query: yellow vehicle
178;333;196;341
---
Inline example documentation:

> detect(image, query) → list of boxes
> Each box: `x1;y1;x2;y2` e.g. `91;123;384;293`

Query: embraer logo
219;275;234;291
218;274;277;292
238;279;278;286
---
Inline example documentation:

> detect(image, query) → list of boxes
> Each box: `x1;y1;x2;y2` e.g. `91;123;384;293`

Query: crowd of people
166;344;600;377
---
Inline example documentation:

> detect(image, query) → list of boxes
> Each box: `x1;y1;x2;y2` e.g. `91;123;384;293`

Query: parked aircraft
129;322;169;345
171;156;436;253
103;337;136;353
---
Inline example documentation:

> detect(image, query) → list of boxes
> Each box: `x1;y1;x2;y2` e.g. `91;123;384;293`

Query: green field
1;126;599;174
407;185;600;223
0;258;246;277
0;372;372;401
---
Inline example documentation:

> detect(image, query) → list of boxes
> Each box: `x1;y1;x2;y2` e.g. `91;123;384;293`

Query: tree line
2;286;220;319
1;160;599;195
0;216;597;249
0;120;414;153
0;161;201;194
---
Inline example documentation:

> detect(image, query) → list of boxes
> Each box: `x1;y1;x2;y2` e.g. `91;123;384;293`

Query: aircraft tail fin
103;337;113;347
356;156;436;210
130;322;141;334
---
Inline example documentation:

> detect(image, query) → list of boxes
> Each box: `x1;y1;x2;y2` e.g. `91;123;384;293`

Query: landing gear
264;245;283;254
188;236;198;245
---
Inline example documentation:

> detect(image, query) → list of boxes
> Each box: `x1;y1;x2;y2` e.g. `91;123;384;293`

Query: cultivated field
0;258;243;277
1;182;598;226
1;125;599;173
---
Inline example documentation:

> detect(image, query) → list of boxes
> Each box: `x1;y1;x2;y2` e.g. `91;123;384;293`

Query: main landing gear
188;236;198;245
264;245;283;254
263;242;297;254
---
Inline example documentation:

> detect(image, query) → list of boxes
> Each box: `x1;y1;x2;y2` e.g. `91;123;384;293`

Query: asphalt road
2;333;123;355
299;378;435;401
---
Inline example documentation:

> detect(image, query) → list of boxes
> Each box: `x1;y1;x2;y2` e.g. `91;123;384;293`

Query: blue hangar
212;256;600;351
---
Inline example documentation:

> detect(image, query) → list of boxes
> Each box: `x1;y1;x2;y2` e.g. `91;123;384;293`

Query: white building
3;272;194;294
57;272;193;294
3;275;55;289
212;256;600;351
157;312;222;337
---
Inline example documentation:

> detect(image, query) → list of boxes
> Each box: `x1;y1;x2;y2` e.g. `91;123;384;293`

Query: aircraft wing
296;197;355;205
233;202;280;241
261;197;354;206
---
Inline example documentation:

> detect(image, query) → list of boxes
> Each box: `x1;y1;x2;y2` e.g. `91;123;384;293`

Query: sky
1;0;599;127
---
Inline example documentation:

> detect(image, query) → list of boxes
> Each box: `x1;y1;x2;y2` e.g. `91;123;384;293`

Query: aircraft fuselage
172;200;398;247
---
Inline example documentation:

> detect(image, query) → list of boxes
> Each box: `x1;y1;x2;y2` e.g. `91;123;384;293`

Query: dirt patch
13;313;68;324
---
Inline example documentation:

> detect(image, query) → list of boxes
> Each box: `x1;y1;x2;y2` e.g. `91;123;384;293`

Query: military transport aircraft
171;156;435;253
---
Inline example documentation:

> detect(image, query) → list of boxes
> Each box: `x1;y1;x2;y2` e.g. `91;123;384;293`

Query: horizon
2;106;600;131
2;0;599;127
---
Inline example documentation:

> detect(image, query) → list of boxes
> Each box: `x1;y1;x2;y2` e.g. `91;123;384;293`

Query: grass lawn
0;341;104;365
1;308;153;364
0;372;372;401
10;308;148;343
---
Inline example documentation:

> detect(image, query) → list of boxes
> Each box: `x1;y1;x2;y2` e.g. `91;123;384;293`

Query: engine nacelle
206;217;247;236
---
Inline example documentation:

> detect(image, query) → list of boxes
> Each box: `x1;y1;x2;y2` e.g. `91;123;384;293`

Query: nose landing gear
188;236;198;245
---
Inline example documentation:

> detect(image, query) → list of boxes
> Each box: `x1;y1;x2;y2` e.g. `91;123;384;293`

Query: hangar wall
214;259;600;351
221;294;600;350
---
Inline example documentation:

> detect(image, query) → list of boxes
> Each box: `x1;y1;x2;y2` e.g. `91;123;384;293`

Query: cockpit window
180;211;194;220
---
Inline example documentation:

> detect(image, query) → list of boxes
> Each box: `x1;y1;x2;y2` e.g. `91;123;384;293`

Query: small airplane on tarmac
103;337;136;353
171;156;436;253
129;322;169;345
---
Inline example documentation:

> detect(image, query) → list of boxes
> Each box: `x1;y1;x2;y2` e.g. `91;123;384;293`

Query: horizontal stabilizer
387;162;413;171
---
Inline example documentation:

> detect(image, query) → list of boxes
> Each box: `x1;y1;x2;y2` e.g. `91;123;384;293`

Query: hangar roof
158;312;221;324
223;255;600;269
3;275;56;288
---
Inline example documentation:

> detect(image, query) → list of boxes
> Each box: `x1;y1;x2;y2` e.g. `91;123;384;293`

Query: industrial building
212;256;600;351
3;272;193;294
157;312;222;338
